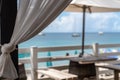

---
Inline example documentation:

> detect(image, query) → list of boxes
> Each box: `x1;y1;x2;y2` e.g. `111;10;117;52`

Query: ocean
19;32;120;48
18;32;120;68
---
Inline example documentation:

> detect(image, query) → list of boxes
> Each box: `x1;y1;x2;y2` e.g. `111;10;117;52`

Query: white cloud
43;12;82;32
113;21;120;31
43;12;120;33
85;12;120;32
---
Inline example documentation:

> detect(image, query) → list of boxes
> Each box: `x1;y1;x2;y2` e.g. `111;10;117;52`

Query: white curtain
0;0;71;79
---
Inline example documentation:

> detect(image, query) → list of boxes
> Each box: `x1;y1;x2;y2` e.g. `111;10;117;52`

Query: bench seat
96;64;120;80
37;69;77;80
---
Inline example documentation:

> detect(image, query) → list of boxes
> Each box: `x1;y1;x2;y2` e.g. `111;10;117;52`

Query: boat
72;33;80;37
98;31;103;35
38;32;45;36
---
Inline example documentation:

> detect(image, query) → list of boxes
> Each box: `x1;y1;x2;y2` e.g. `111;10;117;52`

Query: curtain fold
0;0;71;79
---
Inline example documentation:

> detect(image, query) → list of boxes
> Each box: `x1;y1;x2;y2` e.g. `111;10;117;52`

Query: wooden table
70;56;117;64
69;56;117;80
96;64;120;80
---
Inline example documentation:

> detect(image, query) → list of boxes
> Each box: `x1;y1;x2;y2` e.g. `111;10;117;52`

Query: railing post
30;46;38;80
93;43;99;80
92;43;99;57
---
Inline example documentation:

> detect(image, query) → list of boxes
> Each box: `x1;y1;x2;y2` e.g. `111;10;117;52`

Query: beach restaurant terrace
18;43;120;80
1;0;120;80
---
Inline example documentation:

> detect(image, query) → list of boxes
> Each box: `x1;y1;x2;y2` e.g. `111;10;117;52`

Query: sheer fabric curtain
0;0;71;79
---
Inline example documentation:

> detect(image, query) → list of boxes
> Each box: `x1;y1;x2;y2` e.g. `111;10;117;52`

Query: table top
96;64;120;71
70;56;117;64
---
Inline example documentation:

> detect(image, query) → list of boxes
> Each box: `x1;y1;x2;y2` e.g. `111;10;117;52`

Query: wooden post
114;70;119;80
95;66;100;80
92;43;99;57
30;46;38;80
93;43;99;80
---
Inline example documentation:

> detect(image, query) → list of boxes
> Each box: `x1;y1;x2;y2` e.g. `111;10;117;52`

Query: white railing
19;43;120;80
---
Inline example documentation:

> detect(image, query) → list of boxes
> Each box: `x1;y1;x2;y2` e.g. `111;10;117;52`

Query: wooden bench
37;69;77;80
96;64;120;80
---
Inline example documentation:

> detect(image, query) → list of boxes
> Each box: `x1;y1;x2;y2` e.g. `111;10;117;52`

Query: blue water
18;32;120;68
19;32;120;48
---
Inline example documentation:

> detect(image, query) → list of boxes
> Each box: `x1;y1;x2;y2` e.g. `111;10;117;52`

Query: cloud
89;13;118;30
43;12;72;32
43;12;120;33
43;12;82;32
113;21;120;31
84;12;120;32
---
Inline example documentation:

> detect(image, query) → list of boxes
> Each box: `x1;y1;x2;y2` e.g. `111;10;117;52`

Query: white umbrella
65;0;120;57
66;0;120;12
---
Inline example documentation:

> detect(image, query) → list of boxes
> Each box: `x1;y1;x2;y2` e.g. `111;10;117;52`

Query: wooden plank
30;47;38;80
19;58;30;63
37;69;77;80
69;56;117;64
96;65;120;71
38;69;67;80
96;64;120;80
49;69;77;79
99;44;120;48
37;56;78;62
99;52;120;57
19;48;30;53
37;45;92;52
114;70;119;80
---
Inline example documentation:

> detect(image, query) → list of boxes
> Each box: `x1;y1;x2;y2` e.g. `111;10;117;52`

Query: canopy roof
65;0;120;12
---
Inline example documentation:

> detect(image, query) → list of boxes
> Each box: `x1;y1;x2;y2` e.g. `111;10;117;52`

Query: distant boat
98;31;103;35
72;33;80;37
72;16;80;37
38;32;45;36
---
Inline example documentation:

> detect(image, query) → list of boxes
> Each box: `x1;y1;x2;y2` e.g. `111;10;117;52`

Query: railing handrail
19;43;120;53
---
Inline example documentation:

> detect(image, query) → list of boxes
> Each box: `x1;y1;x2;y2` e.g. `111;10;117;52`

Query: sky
43;11;120;33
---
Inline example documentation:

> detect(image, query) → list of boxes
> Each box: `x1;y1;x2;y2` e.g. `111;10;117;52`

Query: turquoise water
19;32;120;68
19;32;120;48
